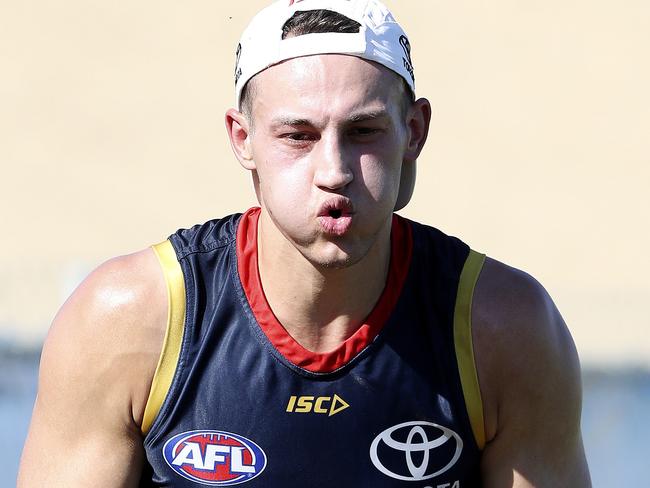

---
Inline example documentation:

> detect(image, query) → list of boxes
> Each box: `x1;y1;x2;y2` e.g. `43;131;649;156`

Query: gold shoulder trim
453;249;487;450
141;240;186;434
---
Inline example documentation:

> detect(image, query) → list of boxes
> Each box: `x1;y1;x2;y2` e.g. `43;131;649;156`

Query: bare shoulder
472;256;581;435
18;247;167;487
471;256;591;486
42;247;168;425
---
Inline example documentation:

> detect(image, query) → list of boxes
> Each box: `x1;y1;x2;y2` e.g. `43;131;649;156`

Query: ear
404;97;432;162
225;108;255;170
394;98;431;211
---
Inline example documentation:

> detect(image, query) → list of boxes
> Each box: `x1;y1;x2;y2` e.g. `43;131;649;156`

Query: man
19;0;591;486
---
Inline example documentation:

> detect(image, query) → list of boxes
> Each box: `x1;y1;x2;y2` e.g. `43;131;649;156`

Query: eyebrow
270;117;313;129
347;109;391;123
270;109;391;129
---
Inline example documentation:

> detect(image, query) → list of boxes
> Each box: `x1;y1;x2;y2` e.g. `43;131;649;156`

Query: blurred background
1;0;648;485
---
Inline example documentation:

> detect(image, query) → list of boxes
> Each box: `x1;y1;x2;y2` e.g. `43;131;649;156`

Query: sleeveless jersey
140;207;486;487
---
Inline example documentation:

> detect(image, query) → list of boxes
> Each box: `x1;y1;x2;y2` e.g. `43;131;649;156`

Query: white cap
234;0;415;108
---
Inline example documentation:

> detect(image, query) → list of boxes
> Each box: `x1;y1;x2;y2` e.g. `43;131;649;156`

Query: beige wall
1;1;648;366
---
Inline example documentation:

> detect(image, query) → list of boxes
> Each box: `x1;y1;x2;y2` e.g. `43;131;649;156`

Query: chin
300;240;368;271
314;255;357;270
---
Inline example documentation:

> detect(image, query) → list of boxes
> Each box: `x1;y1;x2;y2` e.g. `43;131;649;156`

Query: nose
313;132;354;191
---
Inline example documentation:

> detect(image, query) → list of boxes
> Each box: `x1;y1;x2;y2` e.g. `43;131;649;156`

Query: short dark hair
281;9;362;38
239;9;414;120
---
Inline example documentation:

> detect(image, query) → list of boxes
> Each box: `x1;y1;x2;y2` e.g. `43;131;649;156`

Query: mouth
328;209;343;219
318;197;354;218
317;198;354;235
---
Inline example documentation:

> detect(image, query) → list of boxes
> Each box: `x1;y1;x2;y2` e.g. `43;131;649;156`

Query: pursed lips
316;197;355;235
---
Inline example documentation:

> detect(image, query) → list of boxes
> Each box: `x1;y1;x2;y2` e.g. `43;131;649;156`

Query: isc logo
163;430;266;486
285;394;349;416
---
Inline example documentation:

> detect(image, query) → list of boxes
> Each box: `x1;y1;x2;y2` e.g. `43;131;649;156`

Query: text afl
163;430;267;486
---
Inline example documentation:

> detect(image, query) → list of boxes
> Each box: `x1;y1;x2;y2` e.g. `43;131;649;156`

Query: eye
288;132;311;141
349;126;382;137
282;132;317;143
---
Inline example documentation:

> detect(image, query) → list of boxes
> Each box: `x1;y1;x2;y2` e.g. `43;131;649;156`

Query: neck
257;211;392;353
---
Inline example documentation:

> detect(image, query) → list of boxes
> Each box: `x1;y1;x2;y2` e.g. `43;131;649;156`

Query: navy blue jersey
140;208;486;487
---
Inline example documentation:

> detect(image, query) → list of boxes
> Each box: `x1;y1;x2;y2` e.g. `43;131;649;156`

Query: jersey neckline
236;207;412;373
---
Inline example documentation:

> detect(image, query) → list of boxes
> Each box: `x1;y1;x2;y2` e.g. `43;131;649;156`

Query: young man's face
237;54;415;269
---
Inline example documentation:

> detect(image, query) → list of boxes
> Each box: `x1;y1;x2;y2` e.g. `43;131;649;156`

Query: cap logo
399;35;414;82
234;43;242;85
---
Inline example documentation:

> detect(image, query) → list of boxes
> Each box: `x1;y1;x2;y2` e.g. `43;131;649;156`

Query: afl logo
163;430;267;486
369;421;463;481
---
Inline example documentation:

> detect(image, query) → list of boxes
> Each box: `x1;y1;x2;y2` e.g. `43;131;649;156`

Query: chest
142;297;480;487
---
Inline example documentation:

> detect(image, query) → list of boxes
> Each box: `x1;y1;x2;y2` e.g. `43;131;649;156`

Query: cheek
256;156;311;210
358;154;403;202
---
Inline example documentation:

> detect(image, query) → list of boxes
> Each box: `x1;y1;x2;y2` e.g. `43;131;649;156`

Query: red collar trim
236;207;412;373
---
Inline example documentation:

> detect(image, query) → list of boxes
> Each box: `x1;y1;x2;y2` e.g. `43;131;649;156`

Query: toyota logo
369;421;463;481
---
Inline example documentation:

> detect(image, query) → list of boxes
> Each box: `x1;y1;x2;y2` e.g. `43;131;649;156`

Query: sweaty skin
227;55;429;351
474;258;591;486
18;249;166;486
18;54;590;487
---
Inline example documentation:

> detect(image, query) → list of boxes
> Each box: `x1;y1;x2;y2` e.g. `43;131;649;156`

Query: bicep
19;396;145;487
479;333;590;487
18;314;145;487
474;259;591;487
18;251;166;487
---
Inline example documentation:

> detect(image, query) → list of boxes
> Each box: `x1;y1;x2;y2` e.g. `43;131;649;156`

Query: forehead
249;54;404;120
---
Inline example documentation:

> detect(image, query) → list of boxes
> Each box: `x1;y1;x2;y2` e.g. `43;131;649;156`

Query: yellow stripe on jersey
142;240;186;435
453;250;487;450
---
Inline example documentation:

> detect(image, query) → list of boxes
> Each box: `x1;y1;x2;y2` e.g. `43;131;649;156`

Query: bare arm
18;249;167;487
474;257;591;487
